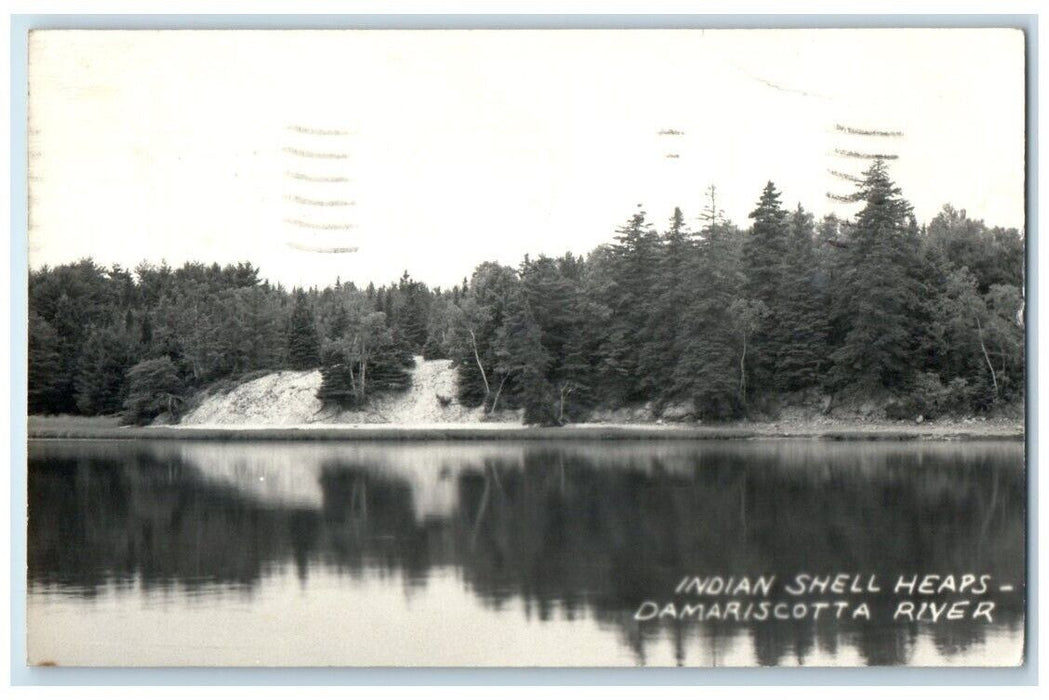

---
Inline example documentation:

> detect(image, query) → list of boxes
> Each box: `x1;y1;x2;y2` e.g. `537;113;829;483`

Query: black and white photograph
22;25;1027;668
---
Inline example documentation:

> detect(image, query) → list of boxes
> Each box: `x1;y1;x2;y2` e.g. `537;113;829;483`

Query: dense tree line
28;160;1024;424
27;261;424;422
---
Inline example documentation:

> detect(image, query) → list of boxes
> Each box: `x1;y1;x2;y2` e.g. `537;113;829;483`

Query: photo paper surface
25;27;1026;668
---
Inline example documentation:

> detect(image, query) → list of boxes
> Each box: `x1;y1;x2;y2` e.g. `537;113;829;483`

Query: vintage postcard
24;27;1026;668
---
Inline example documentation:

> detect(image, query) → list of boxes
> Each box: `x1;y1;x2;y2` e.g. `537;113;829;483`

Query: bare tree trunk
558;383;574;424
360;356;367;401
976;316;999;398
359;336;368;402
344;334;359;400
977;470;1001;550
470;473;492;550
468;329;491;397
738;333;748;405
490;374;509;414
1018;267;1025;328
488;462;505;496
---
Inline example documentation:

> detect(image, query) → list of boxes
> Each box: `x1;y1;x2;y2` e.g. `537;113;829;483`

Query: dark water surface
27;439;1025;667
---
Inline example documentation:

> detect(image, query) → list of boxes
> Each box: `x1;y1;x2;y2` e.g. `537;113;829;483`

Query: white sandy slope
181;370;324;425
180;356;521;428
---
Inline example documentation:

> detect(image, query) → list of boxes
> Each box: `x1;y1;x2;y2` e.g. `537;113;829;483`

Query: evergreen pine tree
421;333;445;360
329;302;349;341
495;293;555;424
396;273;430;353
775;206;830;391
363;325;415;395
27;311;64;414
672;205;745;419
741;181;789;390
598;209;661;403
317;348;358;408
124;356;184;425
286;292;320;370
316;311;414;409
520;254;592;422
638;207;693;401
830;159;925;390
74;324;133;415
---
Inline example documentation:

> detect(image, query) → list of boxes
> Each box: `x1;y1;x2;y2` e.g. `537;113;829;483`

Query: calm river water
27;439;1025;667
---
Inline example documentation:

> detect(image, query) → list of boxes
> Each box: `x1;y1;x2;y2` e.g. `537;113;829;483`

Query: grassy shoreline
26;415;1024;442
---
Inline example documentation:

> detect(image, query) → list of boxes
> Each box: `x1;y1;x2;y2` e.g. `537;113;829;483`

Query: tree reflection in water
28;439;1024;666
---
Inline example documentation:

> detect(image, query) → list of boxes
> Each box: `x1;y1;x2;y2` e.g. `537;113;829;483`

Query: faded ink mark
285;195;355;207
284;218;357;230
285;171;350;183
287;124;352;136
285;241;359;254
836;124;903;138
834;148;899;161
282;147;349;160
282;125;358;251
829;169;865;184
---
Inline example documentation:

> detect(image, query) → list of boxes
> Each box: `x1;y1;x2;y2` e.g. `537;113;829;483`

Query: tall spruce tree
741;182;789;390
775;205;829;391
598;209;661;403
672;205;745;419
638;207;693;401
830;159;924;391
74;324;133;415
395;271;430;353
494;291;555;424
28;311;64;414
286;291;321;370
517;253;595;421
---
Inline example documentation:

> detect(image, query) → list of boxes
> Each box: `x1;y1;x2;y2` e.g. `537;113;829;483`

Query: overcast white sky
27;28;1025;290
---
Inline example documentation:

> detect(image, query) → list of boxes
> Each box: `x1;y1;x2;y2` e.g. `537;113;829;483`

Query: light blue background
9;12;1038;686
